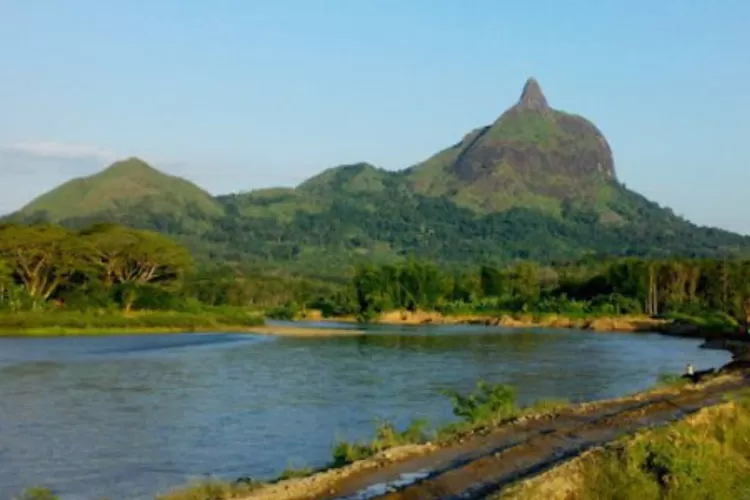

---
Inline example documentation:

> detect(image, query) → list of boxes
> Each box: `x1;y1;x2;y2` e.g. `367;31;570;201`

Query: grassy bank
0;308;265;336
15;373;742;500
158;373;734;500
501;392;750;500
151;381;569;500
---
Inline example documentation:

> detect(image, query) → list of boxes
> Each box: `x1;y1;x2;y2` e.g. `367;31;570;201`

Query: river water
0;322;730;499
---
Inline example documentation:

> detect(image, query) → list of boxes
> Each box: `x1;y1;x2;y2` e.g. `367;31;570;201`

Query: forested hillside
7;79;750;273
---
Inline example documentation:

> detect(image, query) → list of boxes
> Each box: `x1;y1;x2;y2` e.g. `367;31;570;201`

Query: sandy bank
305;309;671;333
246;325;365;337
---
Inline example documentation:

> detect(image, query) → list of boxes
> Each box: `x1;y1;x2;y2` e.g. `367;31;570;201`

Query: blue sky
1;0;749;232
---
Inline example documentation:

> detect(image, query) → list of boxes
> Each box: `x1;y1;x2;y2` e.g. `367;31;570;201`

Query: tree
480;265;506;298
0;259;10;287
80;225;192;287
0;225;83;300
0;258;13;309
510;261;541;305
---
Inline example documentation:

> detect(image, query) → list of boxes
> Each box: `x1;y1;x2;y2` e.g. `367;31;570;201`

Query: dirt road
243;369;749;500
359;377;748;500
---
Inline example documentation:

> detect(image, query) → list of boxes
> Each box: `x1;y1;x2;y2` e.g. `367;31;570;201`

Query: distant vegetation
13;171;750;275
330;258;750;332
8;80;750;272
0;223;340;315
3;222;748;336
0;223;344;331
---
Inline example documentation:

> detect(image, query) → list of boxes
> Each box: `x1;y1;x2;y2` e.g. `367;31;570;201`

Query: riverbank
0;309;268;336
499;394;750;500
0;310;368;337
306;308;739;338
158;363;749;500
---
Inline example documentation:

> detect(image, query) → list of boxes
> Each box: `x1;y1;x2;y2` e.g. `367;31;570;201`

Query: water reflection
0;328;730;499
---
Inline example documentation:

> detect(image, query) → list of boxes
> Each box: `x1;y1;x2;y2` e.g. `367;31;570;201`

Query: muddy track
305;375;750;500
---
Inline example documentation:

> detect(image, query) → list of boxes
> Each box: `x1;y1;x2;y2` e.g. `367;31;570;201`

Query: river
0;322;730;499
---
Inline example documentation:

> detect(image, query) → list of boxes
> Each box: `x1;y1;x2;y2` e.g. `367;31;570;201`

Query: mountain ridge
7;78;749;271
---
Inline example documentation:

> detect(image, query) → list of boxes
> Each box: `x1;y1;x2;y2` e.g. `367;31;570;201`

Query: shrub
277;465;315;481
330;418;430;467
266;302;300;320
155;478;264;500
441;381;518;425
14;488;58;500
578;398;750;500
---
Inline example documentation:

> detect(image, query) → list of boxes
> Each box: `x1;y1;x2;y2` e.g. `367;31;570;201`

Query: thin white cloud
0;140;118;162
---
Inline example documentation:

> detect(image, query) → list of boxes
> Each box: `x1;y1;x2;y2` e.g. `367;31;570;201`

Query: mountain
7;79;750;272
14;157;223;228
406;78;618;215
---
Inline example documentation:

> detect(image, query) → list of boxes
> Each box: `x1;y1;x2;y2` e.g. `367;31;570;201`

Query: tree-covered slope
207;183;749;271
7;79;750;272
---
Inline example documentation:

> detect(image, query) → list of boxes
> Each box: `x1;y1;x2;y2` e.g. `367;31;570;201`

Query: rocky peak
517;77;549;112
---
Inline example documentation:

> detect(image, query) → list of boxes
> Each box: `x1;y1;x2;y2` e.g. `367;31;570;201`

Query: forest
13;179;750;276
330;258;750;329
0;223;337;315
1;223;749;335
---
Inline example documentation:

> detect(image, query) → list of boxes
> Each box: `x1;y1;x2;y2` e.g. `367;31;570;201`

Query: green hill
8;79;750;273
16;157;223;223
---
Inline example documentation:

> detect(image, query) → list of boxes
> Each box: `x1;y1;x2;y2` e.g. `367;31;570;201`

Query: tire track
368;379;746;500
320;376;748;500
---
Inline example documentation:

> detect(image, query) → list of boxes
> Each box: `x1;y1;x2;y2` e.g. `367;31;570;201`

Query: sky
1;0;749;232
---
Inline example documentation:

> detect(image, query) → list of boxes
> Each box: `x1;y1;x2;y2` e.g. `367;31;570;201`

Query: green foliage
656;372;689;388
0;223;192;311
276;465;315;481
661;311;739;334
155;477;264;500
13;488;58;500
330;418;430;468
309;289;358;318
0;309;264;334
266;302;301;320
17;157;223;223
330;441;375;468
578;399;750;500
441;381;518;425
326;382;571;472
343;257;750;331
353;260;451;319
9;106;750;274
521;398;570;415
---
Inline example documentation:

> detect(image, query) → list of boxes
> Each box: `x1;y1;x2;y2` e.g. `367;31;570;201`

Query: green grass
333;381;570;468
276;465;316;481
331;418;431;467
661;311;739;334
19;157;223;222
13;488;59;500
441;381;518;425
154;477;264;500
576;397;750;500
0;308;264;335
655;371;690;388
